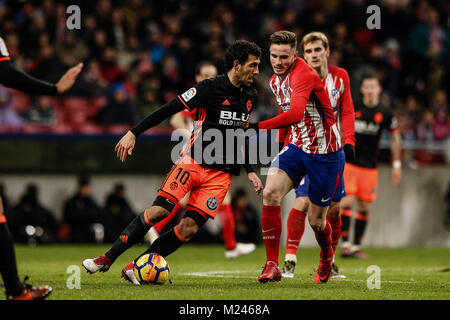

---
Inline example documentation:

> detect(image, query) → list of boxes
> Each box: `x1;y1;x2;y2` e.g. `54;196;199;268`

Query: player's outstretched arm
55;62;84;94
115;131;136;162
247;172;263;195
0;60;83;95
115;97;187;162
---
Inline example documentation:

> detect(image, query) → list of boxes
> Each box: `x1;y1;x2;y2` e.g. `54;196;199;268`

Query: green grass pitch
11;244;450;300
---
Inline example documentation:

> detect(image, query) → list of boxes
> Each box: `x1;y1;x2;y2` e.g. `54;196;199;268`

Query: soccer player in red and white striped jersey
248;31;345;283
281;32;356;279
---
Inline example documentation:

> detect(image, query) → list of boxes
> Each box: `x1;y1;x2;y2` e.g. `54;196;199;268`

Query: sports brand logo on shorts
170;182;178;190
181;87;197;102
206;197;218;211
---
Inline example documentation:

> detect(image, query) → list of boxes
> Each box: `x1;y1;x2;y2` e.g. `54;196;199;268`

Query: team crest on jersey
282;84;290;96
206;197;219;211
181;87;197;102
374;112;384;124
247;100;252;112
331;88;339;97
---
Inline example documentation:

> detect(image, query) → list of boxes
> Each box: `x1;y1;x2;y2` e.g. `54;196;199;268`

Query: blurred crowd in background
0;0;449;146
0;178;262;245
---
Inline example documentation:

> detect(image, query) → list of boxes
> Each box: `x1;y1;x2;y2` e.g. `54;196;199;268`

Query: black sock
0;222;24;296
105;213;151;263
354;211;368;245
341;214;351;242
136;227;186;261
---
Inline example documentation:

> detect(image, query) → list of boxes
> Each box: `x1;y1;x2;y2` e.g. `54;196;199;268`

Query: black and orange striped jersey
177;74;257;175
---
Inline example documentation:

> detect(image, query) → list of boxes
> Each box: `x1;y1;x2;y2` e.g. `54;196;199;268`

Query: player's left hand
247;172;263;195
344;144;355;163
392;167;401;185
56;62;84;94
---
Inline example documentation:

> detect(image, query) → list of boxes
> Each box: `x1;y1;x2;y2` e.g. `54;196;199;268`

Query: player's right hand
115;131;136;162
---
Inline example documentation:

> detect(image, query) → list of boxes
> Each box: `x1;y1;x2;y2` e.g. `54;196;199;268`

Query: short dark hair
269;31;297;49
114;183;124;193
224;40;261;71
78;175;90;187
361;71;380;85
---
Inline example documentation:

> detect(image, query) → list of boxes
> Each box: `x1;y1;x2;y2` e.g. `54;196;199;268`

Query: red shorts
343;162;379;202
157;155;232;219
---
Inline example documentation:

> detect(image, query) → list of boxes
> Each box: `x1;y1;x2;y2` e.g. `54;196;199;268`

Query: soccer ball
133;253;170;285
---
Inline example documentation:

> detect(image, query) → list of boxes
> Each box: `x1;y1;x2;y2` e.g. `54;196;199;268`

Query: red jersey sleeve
276;107;289;144
339;69;356;146
259;64;316;130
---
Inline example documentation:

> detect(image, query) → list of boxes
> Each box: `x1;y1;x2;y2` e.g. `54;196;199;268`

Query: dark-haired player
148;61;256;259
0;36;83;299
247;31;344;284
340;74;401;258
82;40;264;284
281;32;355;279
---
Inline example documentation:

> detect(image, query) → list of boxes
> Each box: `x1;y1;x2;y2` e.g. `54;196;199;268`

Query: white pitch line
179;270;418;284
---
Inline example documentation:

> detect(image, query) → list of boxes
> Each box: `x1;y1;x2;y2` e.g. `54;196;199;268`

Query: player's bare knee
177;217;199;239
144;207;169;225
309;218;323;231
263;186;282;205
357;200;371;213
295;197;309;212
327;202;340;218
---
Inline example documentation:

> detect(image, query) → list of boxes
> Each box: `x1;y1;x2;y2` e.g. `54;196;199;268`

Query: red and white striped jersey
323;65;355;147
264;58;341;154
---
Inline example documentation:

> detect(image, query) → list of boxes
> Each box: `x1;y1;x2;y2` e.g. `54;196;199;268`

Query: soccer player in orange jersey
340;73;402;258
147;62;256;258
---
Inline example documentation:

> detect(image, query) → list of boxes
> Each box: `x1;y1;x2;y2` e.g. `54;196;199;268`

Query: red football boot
7;278;52;300
314;247;333;284
258;261;282;283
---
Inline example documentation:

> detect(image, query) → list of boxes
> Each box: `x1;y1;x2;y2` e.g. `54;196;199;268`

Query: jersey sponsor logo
219;110;250;123
355;119;380;135
206;197;219;211
0;37;9;57
181;87;197;102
